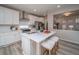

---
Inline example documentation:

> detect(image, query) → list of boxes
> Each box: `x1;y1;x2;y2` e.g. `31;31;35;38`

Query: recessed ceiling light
57;5;61;8
33;9;37;11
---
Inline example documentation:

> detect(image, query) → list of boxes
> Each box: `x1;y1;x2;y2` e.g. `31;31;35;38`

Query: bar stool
41;36;59;55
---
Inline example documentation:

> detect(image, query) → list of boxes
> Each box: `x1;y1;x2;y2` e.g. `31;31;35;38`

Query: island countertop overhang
21;31;56;43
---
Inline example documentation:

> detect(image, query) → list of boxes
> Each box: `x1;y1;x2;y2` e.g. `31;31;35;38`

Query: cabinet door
4;32;20;45
0;6;5;24
4;8;13;24
21;35;30;54
12;10;19;25
0;6;19;25
0;32;20;46
5;34;15;45
0;34;5;46
0;34;14;46
0;36;4;46
13;32;20;41
0;6;12;24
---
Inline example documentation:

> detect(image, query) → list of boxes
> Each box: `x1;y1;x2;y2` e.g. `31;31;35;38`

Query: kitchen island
21;31;56;55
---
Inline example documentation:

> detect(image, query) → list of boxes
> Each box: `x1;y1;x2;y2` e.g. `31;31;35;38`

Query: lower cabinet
0;32;20;46
0;36;5;46
21;35;30;55
21;34;37;55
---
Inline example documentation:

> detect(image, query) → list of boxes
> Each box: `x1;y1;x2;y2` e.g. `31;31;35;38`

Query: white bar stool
41;36;59;55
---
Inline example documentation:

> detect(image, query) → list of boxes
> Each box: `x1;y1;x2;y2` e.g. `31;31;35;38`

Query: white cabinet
21;33;37;55
0;6;19;25
21;34;30;55
28;15;44;25
2;34;14;46
4;8;13;24
12;10;19;24
0;34;7;46
0;6;4;24
0;36;5;46
0;32;20;46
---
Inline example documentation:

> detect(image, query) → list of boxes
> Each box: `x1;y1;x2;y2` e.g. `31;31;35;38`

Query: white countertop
21;31;56;43
0;31;20;35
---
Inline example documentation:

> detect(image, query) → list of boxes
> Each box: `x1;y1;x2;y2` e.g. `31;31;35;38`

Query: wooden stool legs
53;42;59;54
42;42;59;55
49;50;51;55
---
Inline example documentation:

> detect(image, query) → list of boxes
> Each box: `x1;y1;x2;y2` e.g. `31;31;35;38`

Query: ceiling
54;10;79;17
3;4;79;16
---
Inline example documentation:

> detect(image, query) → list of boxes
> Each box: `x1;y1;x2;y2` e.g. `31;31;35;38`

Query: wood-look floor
0;41;23;55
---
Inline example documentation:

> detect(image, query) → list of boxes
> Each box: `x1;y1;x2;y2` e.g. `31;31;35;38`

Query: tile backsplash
0;26;13;33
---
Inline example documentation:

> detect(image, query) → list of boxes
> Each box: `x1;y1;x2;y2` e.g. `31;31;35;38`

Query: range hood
20;11;29;20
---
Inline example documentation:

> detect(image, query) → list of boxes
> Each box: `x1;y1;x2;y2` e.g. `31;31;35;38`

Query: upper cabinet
28;15;44;25
0;6;4;24
0;6;19;25
12;10;19;24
